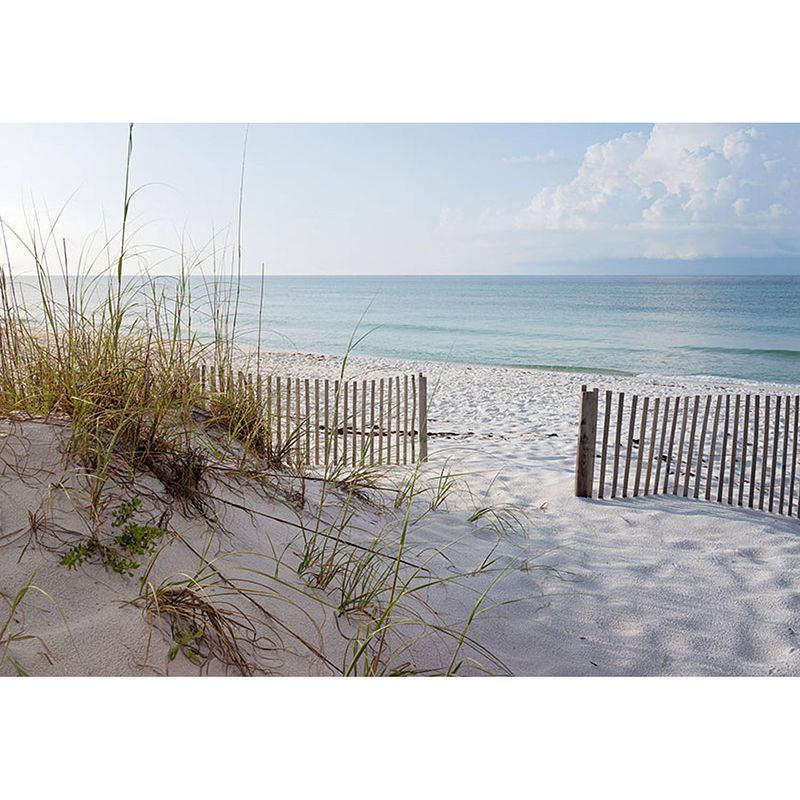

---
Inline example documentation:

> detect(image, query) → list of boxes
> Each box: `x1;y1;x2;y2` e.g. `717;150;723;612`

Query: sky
1;123;799;275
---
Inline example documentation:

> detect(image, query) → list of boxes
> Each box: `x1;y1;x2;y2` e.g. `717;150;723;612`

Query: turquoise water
227;275;800;384
12;274;800;384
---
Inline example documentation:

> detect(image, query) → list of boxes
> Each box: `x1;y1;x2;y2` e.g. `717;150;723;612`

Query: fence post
575;388;599;497
419;374;428;462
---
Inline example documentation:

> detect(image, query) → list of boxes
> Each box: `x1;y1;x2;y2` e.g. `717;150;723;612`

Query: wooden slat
294;377;301;466
314;379;320;465
351;380;357;466
654;396;672;495
395;376;401;465
419;375;428;462
790;395;798;516
370;380;376;465
759;395;770;511
622;394;638;498
597;390;612;499
256;373;262;407
324;379;330;464
717;395;730;503
378;378;384;465
611;392;625;499
644;396;660;496
694;395;712;499
403;375;409;465
673;397;689;496
287;376;294;459
664;396;681;494
386;378;392;464
275;376;282;451
682;395;700;498
633;396;649;497
727;394;741;506
748;395;760;508
769;395;781;512
779;394;790;515
333;379;339;463
738;394;750;507
304;378;311;466
343;380;349;465
361;380;367;466
411;375;417;463
575;389;599;498
705;395;722;501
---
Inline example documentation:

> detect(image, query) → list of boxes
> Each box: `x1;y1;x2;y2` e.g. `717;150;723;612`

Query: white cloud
512;124;800;259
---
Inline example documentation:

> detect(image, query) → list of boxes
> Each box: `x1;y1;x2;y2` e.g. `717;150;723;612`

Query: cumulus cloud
513;124;800;259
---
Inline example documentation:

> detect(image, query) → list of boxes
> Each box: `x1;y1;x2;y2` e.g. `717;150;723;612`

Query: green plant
59;497;166;577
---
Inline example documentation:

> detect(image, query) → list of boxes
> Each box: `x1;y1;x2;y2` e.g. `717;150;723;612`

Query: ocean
12;274;800;385
227;275;800;385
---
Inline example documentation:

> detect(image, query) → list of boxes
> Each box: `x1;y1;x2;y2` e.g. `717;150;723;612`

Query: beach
4;347;800;676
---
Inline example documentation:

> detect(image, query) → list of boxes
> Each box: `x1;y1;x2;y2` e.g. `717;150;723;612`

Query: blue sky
1;123;798;275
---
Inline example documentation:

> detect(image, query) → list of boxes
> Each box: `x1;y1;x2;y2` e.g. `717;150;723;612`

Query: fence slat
351;381;357;466
315;379;320;465
370;380;376;465
324;379;330;464
276;377;282;451
644;396;659;496
790;396;798;516
404;375;409;465
575;388;598;497
673;398;689;496
361;380;367;466
305;379;311;466
343;380;349;465
706;395;722;501
759;395;770;511
779;395;790;515
749;395;760;508
411;375;417;463
622;395;638;498
611;392;625;498
386;378;392;464
694;395;712;499
682;396;700;497
333;379;340;463
654;396;672;495
419;375;428;462
294;377;301;466
738;394;750;507
633;396;649;497
769;395;781;512
378;379;384;465
717;395;730;503
395;376;401;465
597;390;612;499
727;394;741;506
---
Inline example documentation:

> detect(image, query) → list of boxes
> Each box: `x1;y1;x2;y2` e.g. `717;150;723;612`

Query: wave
678;345;800;360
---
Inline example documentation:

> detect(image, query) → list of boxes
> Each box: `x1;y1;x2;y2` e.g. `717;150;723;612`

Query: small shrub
59;498;166;577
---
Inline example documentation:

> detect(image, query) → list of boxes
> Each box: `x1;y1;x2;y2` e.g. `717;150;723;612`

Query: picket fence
194;364;428;467
575;385;800;519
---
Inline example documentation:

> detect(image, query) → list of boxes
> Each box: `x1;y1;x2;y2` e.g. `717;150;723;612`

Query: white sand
2;351;800;676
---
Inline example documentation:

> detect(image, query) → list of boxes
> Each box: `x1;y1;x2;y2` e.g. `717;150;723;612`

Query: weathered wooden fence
194;364;428;467
575;385;800;520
